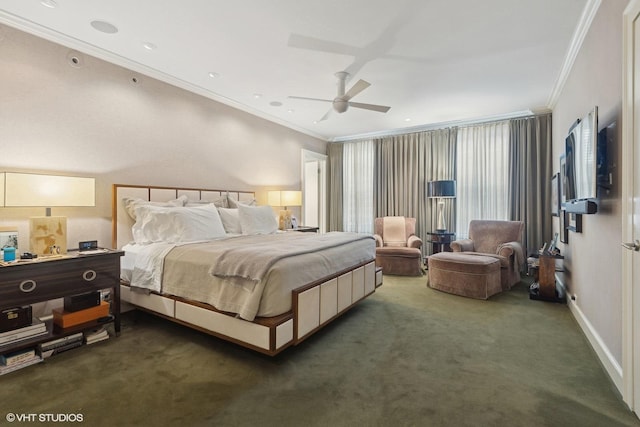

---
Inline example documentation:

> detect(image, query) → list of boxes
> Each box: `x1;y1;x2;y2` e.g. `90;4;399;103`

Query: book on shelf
41;340;84;358
84;327;109;345
39;332;83;352
0;348;36;367
0;354;42;375
0;319;47;346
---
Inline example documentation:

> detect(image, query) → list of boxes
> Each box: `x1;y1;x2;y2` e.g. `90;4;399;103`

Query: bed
112;184;382;355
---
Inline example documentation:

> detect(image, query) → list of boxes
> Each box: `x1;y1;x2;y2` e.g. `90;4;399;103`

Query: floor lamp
427;180;456;232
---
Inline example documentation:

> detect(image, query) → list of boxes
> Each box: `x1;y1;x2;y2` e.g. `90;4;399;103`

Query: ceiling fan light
333;99;348;113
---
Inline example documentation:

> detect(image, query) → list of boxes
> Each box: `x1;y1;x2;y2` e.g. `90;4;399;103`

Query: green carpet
2;275;638;427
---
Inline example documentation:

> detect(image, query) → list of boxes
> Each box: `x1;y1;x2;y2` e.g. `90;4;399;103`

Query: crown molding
546;0;602;109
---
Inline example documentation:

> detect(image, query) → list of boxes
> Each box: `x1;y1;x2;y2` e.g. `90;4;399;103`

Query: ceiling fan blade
319;108;332;122
288;96;333;103
343;79;370;101
348;102;391;113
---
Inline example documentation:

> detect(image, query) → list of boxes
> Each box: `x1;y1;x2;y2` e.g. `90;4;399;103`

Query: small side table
427;232;455;254
528;252;565;303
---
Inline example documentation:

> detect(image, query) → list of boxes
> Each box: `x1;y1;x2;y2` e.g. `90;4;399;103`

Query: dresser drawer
0;254;121;307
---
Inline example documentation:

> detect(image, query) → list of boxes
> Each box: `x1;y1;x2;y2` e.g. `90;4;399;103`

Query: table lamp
1;172;95;255
268;190;302;230
427;180;456;232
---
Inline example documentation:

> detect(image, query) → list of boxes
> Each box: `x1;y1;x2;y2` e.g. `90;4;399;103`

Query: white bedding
122;232;375;321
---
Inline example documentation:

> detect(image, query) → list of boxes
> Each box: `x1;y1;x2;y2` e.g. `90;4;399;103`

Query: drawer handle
19;280;37;293
83;270;97;281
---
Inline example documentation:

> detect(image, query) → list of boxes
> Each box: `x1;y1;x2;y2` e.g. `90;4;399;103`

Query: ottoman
427;252;502;299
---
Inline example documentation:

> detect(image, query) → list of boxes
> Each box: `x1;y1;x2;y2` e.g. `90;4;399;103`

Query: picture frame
560;154;567;207
551;173;560;216
0;226;19;252
559;210;569;243
567;213;582;233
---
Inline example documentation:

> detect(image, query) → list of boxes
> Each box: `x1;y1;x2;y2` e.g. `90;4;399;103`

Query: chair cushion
382;216;407;247
376;246;422;258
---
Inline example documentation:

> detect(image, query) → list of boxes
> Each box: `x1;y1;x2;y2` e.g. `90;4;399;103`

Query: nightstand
427;231;455;254
288;226;319;233
0;250;123;359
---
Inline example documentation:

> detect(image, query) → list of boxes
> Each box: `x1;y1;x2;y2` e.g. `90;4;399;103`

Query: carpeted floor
2;275;639;427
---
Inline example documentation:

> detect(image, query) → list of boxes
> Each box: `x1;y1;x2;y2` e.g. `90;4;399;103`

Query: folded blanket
210;232;373;289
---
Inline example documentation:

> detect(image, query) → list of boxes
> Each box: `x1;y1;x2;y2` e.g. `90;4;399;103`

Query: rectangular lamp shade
427;180;456;198
268;190;302;208
2;172;95;207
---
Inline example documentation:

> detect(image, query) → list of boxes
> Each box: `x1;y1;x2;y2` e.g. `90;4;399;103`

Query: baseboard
557;274;623;393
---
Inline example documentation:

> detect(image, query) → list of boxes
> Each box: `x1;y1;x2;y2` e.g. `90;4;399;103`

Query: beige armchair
374;217;423;276
450;220;524;290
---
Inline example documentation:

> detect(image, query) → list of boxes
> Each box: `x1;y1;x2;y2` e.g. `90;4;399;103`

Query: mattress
123;232;375;321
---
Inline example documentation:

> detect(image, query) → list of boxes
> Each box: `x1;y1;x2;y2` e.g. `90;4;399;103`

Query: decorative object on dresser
0;250;123;373
113;184;380;356
267;190;302;230
427;180;456;232
0;227;19;261
0;172;95;256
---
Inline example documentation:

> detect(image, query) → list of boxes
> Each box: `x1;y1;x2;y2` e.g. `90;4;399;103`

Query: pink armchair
450;220;524;290
374;217;423;276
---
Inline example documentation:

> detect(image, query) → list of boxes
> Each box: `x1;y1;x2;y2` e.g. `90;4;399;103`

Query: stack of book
0;318;47;347
0;348;42;376
84;327;109;345
39;332;84;358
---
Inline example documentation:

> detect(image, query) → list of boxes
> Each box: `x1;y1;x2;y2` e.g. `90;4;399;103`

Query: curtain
327;142;344;231
374;128;456;255
456;121;510;238
508;114;552;255
343;139;375;233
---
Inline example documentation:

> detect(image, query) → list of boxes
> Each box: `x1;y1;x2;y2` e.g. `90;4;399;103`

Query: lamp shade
268;190;302;207
427;180;456;198
3;172;95;207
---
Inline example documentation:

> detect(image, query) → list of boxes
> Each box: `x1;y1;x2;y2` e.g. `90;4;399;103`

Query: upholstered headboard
111;184;256;249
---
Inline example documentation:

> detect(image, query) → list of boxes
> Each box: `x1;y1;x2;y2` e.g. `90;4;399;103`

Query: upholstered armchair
450;220;524;290
373;217;423;276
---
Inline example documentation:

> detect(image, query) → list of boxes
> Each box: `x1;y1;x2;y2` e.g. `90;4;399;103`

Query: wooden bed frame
112;184;382;356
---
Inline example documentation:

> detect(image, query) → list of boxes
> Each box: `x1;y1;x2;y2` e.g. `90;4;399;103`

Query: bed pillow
186;196;227;208
238;205;278;235
132;204;226;244
123;195;187;220
218;208;242;234
227;196;257;208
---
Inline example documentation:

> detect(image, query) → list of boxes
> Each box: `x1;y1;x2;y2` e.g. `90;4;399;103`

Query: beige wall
0;25;326;251
552;1;627;366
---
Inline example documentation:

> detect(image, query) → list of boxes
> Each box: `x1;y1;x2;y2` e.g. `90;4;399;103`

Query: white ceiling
0;0;588;141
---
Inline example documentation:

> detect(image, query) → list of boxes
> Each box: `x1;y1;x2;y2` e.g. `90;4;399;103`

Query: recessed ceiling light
404;118;411;122
253;93;262;99
208;72;220;78
66;50;85;68
270;101;283;107
90;20;118;34
142;42;157;50
40;0;57;8
287;109;294;113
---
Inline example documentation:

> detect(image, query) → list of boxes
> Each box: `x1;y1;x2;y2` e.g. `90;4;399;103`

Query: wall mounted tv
564;106;598;214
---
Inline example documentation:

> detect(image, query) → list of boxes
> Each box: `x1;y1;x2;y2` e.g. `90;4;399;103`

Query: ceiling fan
288;71;391;121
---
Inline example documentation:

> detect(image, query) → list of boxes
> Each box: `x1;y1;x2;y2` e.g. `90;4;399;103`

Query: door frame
622;0;640;412
301;149;327;233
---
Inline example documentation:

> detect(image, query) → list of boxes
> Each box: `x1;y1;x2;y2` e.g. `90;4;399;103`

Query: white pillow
238;205;278;235
186;196;227;208
123;195;187;220
218;208;242;234
132;204;226;244
227;196;257;208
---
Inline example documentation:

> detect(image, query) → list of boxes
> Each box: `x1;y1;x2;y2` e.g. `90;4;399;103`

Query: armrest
450;239;474;252
407;235;422;249
373;234;384;248
497;241;524;265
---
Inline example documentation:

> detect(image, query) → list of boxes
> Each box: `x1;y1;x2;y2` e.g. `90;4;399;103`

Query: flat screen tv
565;106;598;202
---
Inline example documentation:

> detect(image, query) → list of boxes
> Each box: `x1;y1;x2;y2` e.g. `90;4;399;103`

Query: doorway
301;150;327;233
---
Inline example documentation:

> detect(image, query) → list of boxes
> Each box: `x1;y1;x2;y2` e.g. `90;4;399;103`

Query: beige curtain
508;113;553;255
327;142;343;231
374;128;457;255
